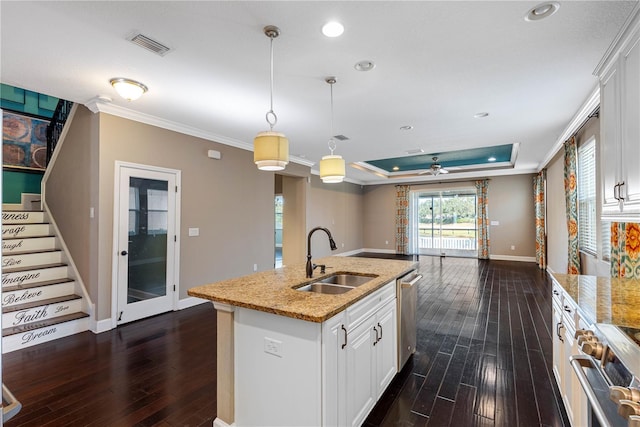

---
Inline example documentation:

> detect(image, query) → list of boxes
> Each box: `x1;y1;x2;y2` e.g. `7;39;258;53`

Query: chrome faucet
306;227;338;278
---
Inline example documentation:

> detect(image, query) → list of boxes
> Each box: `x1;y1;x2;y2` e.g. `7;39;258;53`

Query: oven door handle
570;355;613;427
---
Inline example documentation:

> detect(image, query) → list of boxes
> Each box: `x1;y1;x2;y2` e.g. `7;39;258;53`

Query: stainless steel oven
571;323;640;427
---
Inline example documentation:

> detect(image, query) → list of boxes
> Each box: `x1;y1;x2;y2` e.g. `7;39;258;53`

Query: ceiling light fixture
322;21;344;37
488;156;497;162
354;60;376;72
525;2;560;21
392;166;400;171
320;77;346;183
254;25;289;171
109;78;148;101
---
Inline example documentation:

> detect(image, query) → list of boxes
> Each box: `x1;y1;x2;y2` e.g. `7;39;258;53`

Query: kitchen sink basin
316;273;378;287
296;283;355;294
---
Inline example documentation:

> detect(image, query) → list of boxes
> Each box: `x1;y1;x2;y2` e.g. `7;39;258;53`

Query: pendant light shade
254;25;289;171
320;77;345;183
320;155;346;183
254;131;289;171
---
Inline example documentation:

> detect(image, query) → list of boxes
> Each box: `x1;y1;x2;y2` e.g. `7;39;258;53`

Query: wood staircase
2;210;90;353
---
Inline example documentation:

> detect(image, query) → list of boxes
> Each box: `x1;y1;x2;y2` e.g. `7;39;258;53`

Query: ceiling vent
127;33;171;56
333;135;349;141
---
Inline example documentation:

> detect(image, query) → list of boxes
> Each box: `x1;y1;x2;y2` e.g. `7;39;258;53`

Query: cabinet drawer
346;280;395;331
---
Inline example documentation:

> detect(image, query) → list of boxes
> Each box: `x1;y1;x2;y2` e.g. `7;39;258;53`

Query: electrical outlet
188;227;199;237
264;337;283;357
253;264;258;271
510;245;515;250
385;240;389;245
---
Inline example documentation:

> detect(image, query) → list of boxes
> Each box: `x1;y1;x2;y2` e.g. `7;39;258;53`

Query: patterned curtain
534;170;547;269
610;222;640;278
475;179;490;259
564;137;581;274
395;185;410;254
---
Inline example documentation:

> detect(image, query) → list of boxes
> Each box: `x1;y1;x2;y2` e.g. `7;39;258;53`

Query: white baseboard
489;254;536;263
213;417;234;427
89;298;207;334
92;318;114;334
546;266;556;275
178;296;208;310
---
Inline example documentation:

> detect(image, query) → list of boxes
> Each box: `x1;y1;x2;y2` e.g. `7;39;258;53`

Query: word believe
3;289;43;306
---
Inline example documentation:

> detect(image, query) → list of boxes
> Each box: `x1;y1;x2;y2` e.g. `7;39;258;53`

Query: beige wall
546;115;608;275
362;184;397;251
488;174;536;258
95;113;277;319
45;106;100;303
307;175;364;258
546;149;568;274
362;176;537;259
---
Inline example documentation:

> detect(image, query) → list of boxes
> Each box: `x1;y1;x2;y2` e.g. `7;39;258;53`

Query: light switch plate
188;227;199;237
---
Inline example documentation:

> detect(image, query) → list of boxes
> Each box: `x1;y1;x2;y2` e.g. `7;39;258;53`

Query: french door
114;163;180;325
413;190;478;258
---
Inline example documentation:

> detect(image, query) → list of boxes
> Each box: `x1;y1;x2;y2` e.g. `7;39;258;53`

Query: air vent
333;135;349;141
405;148;424;155
127;33;171;56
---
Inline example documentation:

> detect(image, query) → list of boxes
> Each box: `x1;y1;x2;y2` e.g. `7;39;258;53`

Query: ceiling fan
419;156;449;176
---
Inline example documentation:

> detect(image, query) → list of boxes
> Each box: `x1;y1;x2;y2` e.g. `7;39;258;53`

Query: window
578;138;596;254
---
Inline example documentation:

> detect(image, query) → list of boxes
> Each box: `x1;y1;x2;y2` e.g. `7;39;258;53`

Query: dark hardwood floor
3;257;568;427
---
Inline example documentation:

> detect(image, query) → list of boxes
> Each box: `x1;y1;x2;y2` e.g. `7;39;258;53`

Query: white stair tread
3;294;82;314
3;278;74;293
2;262;67;274
2;312;89;337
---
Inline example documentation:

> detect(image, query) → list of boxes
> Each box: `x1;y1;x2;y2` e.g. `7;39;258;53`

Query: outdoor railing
419;236;476;250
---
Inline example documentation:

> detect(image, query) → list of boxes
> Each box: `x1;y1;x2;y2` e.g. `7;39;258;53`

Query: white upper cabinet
598;6;640;220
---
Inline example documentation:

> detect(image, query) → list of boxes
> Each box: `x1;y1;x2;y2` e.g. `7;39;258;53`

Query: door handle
121;250;128;256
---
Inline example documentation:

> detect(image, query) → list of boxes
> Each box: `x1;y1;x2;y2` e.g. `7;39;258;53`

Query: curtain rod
568;106;600;142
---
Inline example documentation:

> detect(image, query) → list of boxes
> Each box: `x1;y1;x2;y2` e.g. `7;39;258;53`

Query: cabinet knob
610;387;640;405
581;341;604;359
618;400;640;419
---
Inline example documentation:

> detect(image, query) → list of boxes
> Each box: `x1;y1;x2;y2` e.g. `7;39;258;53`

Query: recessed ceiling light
525;2;560;21
322;21;344;37
392;166;400;171
354;60;376;72
474;112;489;118
488;157;497;162
400;125;414;131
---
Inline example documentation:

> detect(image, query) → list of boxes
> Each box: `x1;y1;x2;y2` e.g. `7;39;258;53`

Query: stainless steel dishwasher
397;270;422;369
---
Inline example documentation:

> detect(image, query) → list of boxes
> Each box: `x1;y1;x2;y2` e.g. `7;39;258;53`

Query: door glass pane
416;191;477;257
127;177;168;303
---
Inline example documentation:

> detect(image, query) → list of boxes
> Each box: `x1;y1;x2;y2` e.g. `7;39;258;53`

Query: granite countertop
188;256;418;323
551;273;640;328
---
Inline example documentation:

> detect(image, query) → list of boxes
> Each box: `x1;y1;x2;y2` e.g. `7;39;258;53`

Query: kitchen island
188;256;417;427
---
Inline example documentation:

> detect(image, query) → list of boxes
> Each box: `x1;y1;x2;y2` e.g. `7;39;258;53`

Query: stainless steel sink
296;283;355;294
316;273;378;287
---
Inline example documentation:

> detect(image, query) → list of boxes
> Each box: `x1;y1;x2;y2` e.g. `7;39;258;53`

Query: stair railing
45;99;74;166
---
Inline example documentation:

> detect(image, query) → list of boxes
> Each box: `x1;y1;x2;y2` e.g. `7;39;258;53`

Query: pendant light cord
266;34;277;130
328;78;337;155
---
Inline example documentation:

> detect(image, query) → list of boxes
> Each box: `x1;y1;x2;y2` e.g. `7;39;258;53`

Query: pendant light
254;25;289;171
319;77;346;183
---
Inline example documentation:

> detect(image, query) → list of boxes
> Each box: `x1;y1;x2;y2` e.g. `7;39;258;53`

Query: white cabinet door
562;322;577;426
345;315;377;427
551;301;564;390
621;31;640;212
601;63;622;215
322;312;346;427
375;300;397;397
